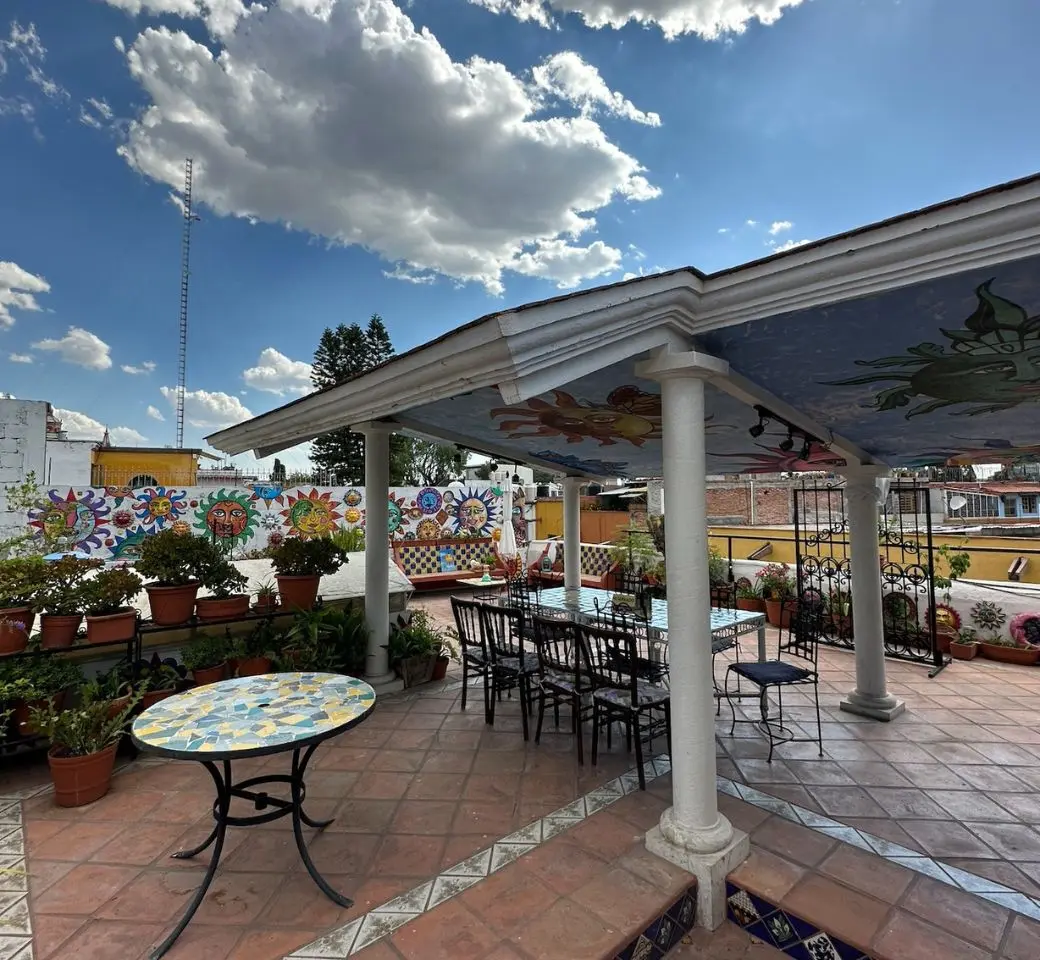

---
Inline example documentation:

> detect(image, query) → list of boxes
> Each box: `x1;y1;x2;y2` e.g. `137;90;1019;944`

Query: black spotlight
779;433;795;452
749;423;765;438
799;439;812;461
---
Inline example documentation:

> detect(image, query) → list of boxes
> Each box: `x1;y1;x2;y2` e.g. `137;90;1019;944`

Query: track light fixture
749;404;826;462
778;434;795;452
799;438;812;461
748;406;769;439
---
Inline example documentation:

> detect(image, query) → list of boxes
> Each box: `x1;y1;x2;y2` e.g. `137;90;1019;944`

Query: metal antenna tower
176;158;200;448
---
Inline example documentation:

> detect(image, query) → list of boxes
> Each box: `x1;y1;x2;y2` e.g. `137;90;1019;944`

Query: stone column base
366;673;404;695
840;689;905;722
646;822;750;930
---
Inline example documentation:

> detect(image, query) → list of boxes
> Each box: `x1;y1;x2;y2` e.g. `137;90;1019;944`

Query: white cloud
509;239;622;288
121;360;156;375
110;426;148;444
79;96;115;129
101;0;258;39
768;220;793;235
0;20;67;102
771;237;811;252
53;407;146;444
0;261;49;328
717;227;729;234
745;219;757;227
146;404;165;421
469;0;806;39
159;385;253;428
382;265;436;285
241;348;313;396
113;36;126;54
113;0;658;295
530;52;660;126
32;327;113;370
8;353;32;364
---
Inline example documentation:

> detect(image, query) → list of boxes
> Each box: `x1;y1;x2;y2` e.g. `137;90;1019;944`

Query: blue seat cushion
497;652;540;674
730;661;812;685
594;681;668;708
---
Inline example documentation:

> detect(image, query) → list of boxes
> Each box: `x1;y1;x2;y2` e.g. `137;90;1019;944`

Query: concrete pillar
562;476;582;605
839;466;905;721
359;423;395;684
635;349;749;931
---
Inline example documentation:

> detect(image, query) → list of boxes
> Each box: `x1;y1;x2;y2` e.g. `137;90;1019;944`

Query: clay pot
140;688;177;710
39;614;82;649
431;655;450;681
950;641;978;661
145;582;200;626
736;597;766;613
107;695;132;720
253;596;278;615
979;643;1040;666
195;594;250;622
191;663;227;686
764;599;785;628
276;575;320;612
85;609;138;645
237;655;273;677
0;606;33;655
48;742;119;807
936;630;955;655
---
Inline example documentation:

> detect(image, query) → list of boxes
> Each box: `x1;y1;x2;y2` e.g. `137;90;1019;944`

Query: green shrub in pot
270;538;348;611
34;556;104;648
80;567;143;644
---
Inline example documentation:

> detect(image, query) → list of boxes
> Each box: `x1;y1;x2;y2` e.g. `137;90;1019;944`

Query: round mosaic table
132;672;376;959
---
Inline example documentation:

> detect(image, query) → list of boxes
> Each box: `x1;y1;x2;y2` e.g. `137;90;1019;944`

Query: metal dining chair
478;603;537;740
531;614;592;764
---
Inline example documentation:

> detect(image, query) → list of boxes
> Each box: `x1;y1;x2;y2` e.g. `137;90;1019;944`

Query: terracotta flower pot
950;641;978;661
0;606;33;654
48;742;118;808
237;655;273;677
39;614;82;649
140;688;177;710
936;630;955;655
764;599;784;627
431;655;450;681
781;600;798;629
979;643;1040;666
253;596;278;615
276;575;321;612
195;594;250;622
191;662;227;686
146;582;200;626
14;692;65;736
85;608;138;645
107;695;132;720
736;597;766;613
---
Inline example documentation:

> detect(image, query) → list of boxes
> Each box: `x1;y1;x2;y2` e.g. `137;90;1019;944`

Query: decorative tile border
0;791;33;960
288;755;674;958
726;882;870;960
613;884;697;960
717;775;1040;923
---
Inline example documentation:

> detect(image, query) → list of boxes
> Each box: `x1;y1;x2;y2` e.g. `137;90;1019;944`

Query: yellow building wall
535;499;563;538
533;501;629;543
708;524;1040;585
92;450;198;487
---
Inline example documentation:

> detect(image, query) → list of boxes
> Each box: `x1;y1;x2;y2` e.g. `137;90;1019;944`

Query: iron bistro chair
531;614;592;764
478;602;537;740
450;596;493;722
723;604;825;762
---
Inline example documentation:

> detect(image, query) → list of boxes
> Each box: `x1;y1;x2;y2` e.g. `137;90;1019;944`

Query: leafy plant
133;653;187;693
137;531;227;586
825;590;851;616
235;618;280;660
255;578;277;601
82;663;134;703
29;697;135;758
330;527;366;553
182;633;230;671
736;579;761;600
934;543;971;603
608;531;658;574
197;554;248;598
80;567;143;615
756;563;794;601
0;556;47;608
0;657;83;703
708;545;728;587
385;609;448;665
34;557;104;615
1;472;46;559
970;600;1007;639
953;627;978;645
270;538;348;578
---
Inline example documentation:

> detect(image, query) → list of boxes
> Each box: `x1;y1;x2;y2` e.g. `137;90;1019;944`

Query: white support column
839;466;905;721
359;422;396;685
562;476;582;605
636;349;749;931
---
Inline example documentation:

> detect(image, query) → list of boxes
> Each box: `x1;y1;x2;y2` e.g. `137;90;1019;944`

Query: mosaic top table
534;585;769;660
132;672;376;960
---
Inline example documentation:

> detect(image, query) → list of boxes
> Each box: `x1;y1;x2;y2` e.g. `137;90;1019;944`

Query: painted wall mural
21;483;503;560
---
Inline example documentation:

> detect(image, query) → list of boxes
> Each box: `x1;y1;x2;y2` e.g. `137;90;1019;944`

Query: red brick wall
706;483;792;525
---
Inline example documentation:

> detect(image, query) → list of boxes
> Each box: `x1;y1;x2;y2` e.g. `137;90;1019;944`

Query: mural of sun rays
280;488;343;539
133;486;188;530
28;489;111;553
708;440;846;474
193;489;260;547
445;487;500;537
249;482;285;509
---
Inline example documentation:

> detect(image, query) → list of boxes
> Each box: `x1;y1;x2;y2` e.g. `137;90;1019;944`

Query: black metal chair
531;614;592;764
591;596;668;685
478;603;537;740
723;604;824;762
710;582;742;715
450;596;492;721
577;622;670;790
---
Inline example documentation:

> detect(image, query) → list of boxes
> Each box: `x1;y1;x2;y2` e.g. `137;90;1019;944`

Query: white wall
0;400;48;546
43;439;94;487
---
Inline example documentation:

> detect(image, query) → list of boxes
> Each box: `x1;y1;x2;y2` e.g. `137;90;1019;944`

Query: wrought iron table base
152;742;345;960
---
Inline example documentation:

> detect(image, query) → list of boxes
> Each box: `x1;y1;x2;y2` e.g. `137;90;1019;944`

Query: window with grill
1021;495;1038;515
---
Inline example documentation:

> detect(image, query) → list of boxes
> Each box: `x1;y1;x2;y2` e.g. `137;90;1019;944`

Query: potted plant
83;663;137;719
0;658;83;736
136;654;189;709
182;633;230;685
137;531;222;626
269;538;348;611
385;613;438;688
253;578;278;615
1010;612;1040;649
33;556;103;648
235;619;279;676
432;626;459;681
756;563;795;627
949;627;979;661
310;604;369;676
30;696;135;807
824;589;852;637
195;555;249;621
81;567;143;644
930;544;971;648
969;600;1034;663
0;556;46;654
735;578;765;613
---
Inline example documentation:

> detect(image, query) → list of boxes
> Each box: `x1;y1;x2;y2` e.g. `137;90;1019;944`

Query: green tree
402;441;464;486
471;460;498;481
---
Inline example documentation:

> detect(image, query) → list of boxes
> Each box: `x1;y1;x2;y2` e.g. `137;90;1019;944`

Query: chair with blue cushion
723;604;824;762
531;614;592;764
478;602;537;740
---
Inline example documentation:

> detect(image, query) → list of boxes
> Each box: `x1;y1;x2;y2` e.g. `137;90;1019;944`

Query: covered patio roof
208;174;1040;479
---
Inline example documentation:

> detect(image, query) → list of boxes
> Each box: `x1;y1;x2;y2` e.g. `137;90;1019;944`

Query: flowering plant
1009;612;1040;650
755;563;794;601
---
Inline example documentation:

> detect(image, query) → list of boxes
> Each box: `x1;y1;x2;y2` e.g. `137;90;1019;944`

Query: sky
1;0;1038;476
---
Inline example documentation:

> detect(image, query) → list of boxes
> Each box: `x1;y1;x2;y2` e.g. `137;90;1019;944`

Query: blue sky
1;0;1037;473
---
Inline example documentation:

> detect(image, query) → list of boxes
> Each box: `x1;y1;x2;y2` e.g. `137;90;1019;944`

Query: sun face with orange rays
280;488;343;539
490;385;663;448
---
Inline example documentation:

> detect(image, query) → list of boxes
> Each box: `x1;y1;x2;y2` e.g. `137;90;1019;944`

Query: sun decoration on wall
280;488;343;539
387;493;415;536
194;489;260;547
708;440;846;474
104;485;135;506
133;487;188;530
29;489;111;553
445;486;500;537
415;488;443;515
826;281;1040;418
344;489;363;508
491;385;664;448
110;529;149;560
249;483;285;509
344;506;363;525
415;518;441;540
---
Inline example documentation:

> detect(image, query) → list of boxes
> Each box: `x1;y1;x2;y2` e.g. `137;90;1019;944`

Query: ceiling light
779;434;795;452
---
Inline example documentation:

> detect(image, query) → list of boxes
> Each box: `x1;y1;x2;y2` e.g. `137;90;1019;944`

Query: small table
132;672;376;959
455;576;507;601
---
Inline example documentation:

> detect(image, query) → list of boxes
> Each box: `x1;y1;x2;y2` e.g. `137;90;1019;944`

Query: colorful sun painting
280;488;343;539
444;487;500;537
194;489;260;547
133;487;188;530
29;489;111;552
249;483;285;509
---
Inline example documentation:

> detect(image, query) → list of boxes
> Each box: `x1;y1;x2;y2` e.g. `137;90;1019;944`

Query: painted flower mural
280;488;343;539
28;489;110;552
194;489;260;547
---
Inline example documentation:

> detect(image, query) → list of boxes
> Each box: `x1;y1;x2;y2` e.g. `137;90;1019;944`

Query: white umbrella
498;475;519;576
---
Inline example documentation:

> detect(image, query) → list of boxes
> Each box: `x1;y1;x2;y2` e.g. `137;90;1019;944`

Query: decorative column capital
355;420;395;436
635;349;729;382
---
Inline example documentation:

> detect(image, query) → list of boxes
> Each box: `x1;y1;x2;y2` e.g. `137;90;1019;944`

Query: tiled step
664;921;786;958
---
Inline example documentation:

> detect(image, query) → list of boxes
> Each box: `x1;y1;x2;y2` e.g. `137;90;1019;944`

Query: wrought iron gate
794;479;941;668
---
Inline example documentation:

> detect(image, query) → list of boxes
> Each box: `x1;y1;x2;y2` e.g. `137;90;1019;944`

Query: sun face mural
194;489;259;547
708;440;846;474
29;489;111;552
344;489;363;508
249;483;285;509
415;518;441;540
280;488;343;539
111;528;149;560
445;487;500;537
491;385;664;448
133;487;188;530
415;488;442;515
826;281;1040;418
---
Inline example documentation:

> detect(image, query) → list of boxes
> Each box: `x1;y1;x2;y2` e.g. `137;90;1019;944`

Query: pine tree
309;323;370;483
365;314;418;485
